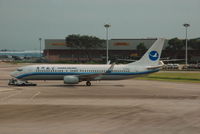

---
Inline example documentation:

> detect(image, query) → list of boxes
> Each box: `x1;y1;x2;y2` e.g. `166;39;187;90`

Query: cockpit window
17;68;23;71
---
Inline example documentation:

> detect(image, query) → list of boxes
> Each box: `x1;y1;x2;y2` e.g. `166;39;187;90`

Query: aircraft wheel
86;81;91;86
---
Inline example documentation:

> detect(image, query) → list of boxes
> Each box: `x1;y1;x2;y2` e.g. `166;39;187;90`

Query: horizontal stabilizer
146;61;164;70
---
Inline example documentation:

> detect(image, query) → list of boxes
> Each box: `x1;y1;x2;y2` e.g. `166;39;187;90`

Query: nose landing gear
86;81;91;86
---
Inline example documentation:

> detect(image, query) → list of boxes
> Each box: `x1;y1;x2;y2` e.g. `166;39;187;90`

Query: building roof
45;38;168;50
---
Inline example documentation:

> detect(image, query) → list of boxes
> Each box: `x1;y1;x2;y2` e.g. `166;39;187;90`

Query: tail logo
149;51;159;61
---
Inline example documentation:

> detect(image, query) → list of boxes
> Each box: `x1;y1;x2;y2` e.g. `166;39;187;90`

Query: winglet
107;60;111;65
105;63;115;74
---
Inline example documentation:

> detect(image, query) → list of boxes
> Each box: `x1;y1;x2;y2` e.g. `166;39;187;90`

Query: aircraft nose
10;71;18;78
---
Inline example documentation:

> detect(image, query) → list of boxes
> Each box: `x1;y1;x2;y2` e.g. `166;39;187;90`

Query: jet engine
64;76;79;84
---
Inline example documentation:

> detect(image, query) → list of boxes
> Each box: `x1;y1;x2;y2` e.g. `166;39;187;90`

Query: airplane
10;38;165;86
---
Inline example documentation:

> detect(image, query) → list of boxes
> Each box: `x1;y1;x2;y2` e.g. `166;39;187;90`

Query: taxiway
0;63;200;134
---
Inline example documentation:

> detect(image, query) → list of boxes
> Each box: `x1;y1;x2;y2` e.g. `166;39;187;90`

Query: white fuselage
10;38;165;85
11;64;159;81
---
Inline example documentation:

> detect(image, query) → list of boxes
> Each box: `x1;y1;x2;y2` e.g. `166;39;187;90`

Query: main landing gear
86;81;91;86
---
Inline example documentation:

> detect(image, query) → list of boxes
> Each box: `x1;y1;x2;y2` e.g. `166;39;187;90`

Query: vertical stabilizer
128;38;165;66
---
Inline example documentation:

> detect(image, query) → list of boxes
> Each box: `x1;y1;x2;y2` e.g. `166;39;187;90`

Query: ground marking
30;91;41;100
1;91;22;101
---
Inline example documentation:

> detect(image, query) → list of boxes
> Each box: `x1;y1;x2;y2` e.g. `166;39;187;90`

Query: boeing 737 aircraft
10;38;165;86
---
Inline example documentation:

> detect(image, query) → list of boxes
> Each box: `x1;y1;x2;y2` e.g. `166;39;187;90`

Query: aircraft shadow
38;84;125;88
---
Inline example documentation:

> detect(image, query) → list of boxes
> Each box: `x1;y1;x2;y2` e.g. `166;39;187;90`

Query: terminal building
44;38;200;63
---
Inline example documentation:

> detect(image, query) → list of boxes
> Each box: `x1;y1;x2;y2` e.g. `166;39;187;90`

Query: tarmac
0;63;200;134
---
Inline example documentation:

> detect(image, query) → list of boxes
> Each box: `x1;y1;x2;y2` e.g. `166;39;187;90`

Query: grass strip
136;72;200;83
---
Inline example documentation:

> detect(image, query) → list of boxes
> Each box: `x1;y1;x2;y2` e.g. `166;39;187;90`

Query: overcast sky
0;0;199;50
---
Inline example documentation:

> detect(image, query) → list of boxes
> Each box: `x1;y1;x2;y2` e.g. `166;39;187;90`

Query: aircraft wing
78;63;115;80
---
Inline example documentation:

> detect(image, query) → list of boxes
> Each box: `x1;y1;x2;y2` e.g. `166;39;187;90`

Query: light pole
183;23;190;67
104;24;111;64
39;38;42;60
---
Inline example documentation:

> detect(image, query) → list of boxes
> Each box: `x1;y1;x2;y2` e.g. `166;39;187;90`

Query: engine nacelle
64;76;79;84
